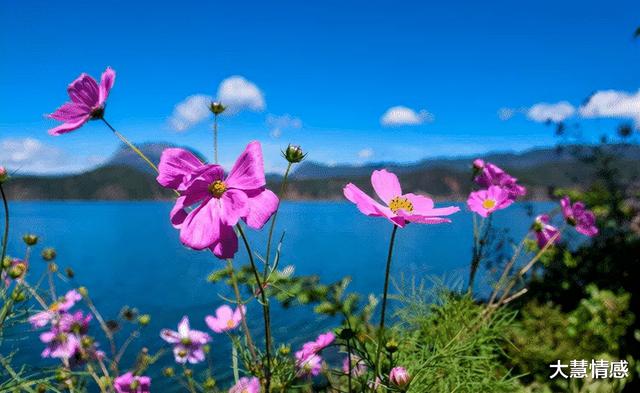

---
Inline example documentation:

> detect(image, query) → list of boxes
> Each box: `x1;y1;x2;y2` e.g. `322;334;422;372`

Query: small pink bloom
342;354;367;377
47;67;115;135
229;377;260;393
0;166;7;182
467;185;513;217
533;214;560;248
473;161;526;199
157;142;279;259
295;352;323;377
40;328;80;359
28;289;82;328
59;311;92;335
560;197;598;237
114;372;151;393
344;169;459;227
205;304;246;333
298;331;335;359
160;316;211;364
389;366;412;389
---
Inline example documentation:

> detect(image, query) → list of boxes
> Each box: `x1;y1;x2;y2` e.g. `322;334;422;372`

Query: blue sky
1;0;639;174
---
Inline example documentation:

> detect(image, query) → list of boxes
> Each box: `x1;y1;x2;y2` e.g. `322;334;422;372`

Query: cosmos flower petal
157;148;206;189
48;116;91;136
243;188;279;229
180;199;220;250
98;67;116;105
67;73;100;107
209;223;238;259
343;183;386;217
371;169;402;204
225;141;266;190
219;189;249;226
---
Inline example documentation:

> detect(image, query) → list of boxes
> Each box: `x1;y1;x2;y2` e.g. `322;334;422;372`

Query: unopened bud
283;144;306;164
278;344;291;356
12;289;26;302
339;328;355;340
203;377;216;390
162;367;175;377
8;264;26;279
183;368;192;377
65;267;75;278
385;339;399;353
389;367;412;389
23;234;38;246
209;101;226;115
2;257;11;268
138;314;151;326
78;286;89;297
0;166;7;183
48;262;58;273
41;248;57;261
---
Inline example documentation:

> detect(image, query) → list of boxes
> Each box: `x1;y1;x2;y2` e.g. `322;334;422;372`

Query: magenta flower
29;289;82;328
473;160;526;199
229;377;260;393
342;354;367;377
296;352;323;377
560;197;598;237
47;67;115;135
160;316;211;364
344;169;459;227
467;185;513;218
114;372;151;393
40;327;80;359
389;366;412;389
157;142;279;259
205;304;246;333
298;331;335;360
533;214;560;248
59;311;92;335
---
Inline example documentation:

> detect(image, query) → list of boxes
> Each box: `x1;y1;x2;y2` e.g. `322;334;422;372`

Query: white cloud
266;113;302;138
358;148;374;159
168;94;213;132
579;89;640;125
0;138;105;174
217;76;265;115
380;106;434;127
497;107;518;121
527;101;575;123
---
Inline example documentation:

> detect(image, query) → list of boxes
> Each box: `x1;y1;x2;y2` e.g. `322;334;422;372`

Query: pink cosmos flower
160;316;211;364
40;327;80;359
533;214;560;248
114;372;151;393
473;160;526;199
29;289;83;328
467;185;514;218
389;367;412;389
560;197;598;237
296;352;323;377
344;169;459;227
205;304;246;333
297;331;335;360
229;377;260;393
47;67;115;135
59;311;92;335
157;142;279;259
342;354;367;377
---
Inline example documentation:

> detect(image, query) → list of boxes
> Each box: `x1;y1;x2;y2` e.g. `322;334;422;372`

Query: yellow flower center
482;199;496;210
226;319;235;329
208;180;227;198
389;197;413;213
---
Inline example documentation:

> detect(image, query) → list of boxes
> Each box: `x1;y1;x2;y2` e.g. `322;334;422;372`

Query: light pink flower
298;331;335;360
342;354;367;377
533;214;560;248
205;304;245;333
344;169;459;227
157;142;279;259
47;67;115;135
473;160;526;199
229;377;260;393
560;197;598;237
296;352;323;377
29;289;82;328
467;185;513;218
40;327;80;359
114;372;151;393
389;366;412;389
160;316;211;364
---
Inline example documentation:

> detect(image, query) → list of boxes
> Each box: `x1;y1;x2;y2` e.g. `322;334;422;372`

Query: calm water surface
3;201;554;389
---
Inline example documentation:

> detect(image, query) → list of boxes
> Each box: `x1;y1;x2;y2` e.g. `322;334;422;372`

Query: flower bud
385;339;399;353
23;234;38;246
163;367;175;377
65;267;75;278
78;286;89;297
48;262;58;273
283;144;306;164
203;377;216;390
41;248;57;261
339;328;355;340
389;367;412;389
209;101;226;115
0;166;7;183
12;289;26;302
138;314;151;326
278;344;291;356
2;256;12;268
8;263;26;279
183;368;192;377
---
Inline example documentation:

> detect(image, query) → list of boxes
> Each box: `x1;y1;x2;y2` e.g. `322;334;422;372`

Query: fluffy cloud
358;148;374;159
579;89;640;126
217;76;265;115
527;101;575;123
169;76;266;131
169;94;213;132
267;113;302;138
0;138;104;174
380;106;434;127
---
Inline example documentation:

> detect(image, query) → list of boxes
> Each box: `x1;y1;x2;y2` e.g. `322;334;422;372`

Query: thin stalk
487;236;527;308
0;184;9;275
101;118;158;174
227;259;257;361
264;162;293;273
213;114;219;164
373;225;399;376
346;338;353;393
237;224;272;392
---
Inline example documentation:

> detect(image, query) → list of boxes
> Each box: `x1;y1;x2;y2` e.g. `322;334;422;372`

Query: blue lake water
3;200;554;389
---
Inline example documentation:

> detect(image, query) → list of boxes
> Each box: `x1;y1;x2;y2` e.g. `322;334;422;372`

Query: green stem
101;118;158;174
264;162;293;275
236;224;272;392
0;184;8;276
227;259;257;361
213;114;219;164
374;225;399;376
